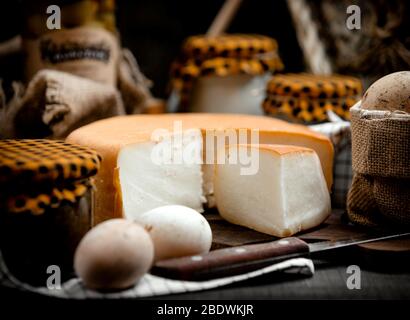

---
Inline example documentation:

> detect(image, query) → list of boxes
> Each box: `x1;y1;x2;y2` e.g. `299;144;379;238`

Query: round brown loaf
362;71;410;112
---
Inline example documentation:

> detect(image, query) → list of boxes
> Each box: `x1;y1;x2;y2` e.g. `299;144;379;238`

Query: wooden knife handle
151;237;310;281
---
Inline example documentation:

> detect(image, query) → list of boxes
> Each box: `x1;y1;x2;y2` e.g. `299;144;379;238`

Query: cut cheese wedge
117;129;205;219
214;144;331;237
66;113;333;225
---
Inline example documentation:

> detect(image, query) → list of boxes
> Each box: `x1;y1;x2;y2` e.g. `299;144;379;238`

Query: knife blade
151;231;410;281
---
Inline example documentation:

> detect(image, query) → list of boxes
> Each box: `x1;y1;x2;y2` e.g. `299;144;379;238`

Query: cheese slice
66;113;333;225
117;129;205;219
214;144;331;237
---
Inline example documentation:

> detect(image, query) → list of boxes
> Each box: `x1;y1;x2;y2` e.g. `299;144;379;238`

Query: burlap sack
118;49;165;114
347;102;410;228
13;69;125;139
0;81;25;139
0;45;163;139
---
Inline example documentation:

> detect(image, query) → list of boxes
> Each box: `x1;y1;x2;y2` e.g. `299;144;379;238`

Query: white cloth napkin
0;249;313;299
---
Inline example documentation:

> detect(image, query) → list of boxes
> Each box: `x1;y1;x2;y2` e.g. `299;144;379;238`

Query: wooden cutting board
205;209;410;258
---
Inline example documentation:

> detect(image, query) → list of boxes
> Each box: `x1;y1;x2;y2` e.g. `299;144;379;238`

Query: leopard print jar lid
0;139;101;214
263;73;362;123
181;34;280;61
0;139;101;184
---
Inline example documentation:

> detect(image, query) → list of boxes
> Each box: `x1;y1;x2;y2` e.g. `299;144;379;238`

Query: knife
151;232;410;281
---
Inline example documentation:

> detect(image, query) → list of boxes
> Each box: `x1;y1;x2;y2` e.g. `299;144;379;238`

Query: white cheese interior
202;163;216;208
203;130;333;209
117;127;330;237
214;145;331;237
118;131;205;220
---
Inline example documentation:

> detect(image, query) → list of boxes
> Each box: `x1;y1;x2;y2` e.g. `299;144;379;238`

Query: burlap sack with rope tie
0;45;163;139
347;102;410;229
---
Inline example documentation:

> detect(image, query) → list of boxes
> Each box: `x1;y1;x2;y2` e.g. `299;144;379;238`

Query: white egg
74;219;154;291
137;205;213;261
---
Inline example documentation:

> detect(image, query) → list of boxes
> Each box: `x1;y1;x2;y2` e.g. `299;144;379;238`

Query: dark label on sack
23;26;119;85
40;39;111;64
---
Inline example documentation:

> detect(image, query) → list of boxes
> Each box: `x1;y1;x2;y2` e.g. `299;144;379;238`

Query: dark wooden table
146;211;408;300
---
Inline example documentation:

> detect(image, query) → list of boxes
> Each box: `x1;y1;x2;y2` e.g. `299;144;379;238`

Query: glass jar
0;139;101;286
170;34;283;114
0;190;92;286
263;73;362;123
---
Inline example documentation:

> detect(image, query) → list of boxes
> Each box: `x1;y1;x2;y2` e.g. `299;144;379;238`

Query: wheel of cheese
66;113;333;225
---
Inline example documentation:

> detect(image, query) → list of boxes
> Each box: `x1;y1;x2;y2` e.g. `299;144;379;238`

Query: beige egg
74;219;154;291
362;71;410;112
138;205;213;262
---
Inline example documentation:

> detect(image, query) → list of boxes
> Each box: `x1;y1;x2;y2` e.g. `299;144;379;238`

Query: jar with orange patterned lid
169;34;284;115
263;73;362;123
0;139;101;285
